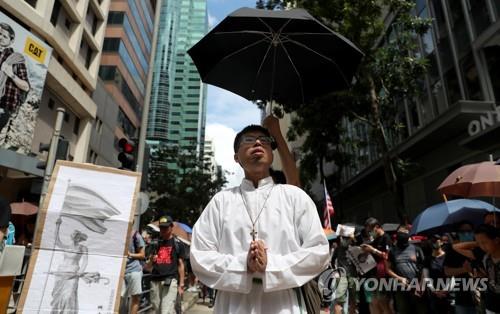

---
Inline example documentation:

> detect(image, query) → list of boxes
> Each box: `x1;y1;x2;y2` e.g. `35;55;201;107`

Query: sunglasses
239;135;274;146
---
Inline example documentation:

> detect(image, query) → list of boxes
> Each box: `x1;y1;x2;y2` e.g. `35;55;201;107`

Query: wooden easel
0;276;14;312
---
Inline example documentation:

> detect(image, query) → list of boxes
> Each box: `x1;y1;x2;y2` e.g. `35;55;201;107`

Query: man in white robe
191;124;330;313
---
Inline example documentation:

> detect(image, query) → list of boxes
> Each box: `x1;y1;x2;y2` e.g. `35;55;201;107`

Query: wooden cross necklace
239;184;275;240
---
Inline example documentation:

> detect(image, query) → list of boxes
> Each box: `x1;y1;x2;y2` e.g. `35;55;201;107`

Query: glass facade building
337;0;500;222
97;0;155;150
147;0;208;156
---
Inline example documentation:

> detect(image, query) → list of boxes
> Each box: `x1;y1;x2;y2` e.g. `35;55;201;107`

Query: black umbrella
188;7;364;106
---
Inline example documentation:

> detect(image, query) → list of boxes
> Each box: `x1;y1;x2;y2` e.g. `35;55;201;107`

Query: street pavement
185;300;214;313
185;299;332;313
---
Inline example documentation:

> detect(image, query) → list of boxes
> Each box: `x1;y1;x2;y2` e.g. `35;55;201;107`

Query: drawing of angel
48;183;119;313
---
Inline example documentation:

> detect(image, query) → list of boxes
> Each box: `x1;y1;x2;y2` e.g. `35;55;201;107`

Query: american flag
323;180;335;229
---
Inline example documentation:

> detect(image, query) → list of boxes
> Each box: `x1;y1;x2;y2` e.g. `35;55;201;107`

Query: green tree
145;145;227;226
259;0;431;220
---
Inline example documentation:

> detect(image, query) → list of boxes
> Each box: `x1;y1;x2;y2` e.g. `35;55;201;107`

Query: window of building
50;0;62;26
73;117;80;135
173;95;181;98
485;46;500;101
79;39;94;69
171;130;180;134
188;86;199;89
102;38;121;51
98;65;117;80
86;7;99;35
127;0;151;52
448;0;470;57
117;109;136;138
469;0;491;37
64;112;70;123
186;111;198;114
48;98;55;110
89;149;98;164
64;16;72;30
24;0;37;8
172;112;181;116
95;118;103;134
187;95;198;98
460;53;483;100
495;1;500;20
185;128;197;132
444;69;461;105
431;80;448;114
107;11;125;24
123;15;149;73
406;99;420;132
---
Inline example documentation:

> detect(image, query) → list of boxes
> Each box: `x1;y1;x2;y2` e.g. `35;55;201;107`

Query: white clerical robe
190;177;330;314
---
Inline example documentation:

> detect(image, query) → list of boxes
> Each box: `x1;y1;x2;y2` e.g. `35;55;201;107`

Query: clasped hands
247;240;267;273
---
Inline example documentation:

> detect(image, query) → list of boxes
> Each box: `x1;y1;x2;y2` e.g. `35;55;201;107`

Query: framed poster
0;11;52;154
18;161;141;313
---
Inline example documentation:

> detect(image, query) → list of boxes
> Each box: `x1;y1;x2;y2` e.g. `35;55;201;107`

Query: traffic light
37;138;69;170
118;138;136;170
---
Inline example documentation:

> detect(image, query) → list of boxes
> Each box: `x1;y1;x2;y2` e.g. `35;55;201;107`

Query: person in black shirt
361;217;393;314
147;216;185;314
444;221;476;314
474;224;500;314
427;235;451;313
385;226;427;314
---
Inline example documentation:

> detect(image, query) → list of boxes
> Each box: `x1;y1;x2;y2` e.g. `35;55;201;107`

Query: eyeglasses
239;135;274;146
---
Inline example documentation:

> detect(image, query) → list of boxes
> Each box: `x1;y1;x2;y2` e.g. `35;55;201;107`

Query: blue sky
205;0;262;187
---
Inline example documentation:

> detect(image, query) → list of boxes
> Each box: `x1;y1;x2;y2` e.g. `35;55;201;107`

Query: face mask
432;242;441;250
458;232;474;242
396;232;410;248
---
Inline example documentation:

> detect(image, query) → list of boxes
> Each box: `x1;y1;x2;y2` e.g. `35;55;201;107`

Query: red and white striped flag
323;180;335;229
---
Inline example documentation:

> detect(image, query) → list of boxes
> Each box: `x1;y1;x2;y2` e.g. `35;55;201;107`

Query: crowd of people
326;214;500;314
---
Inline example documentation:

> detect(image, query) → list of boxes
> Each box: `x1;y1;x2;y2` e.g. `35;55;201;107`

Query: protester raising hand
262;115;301;187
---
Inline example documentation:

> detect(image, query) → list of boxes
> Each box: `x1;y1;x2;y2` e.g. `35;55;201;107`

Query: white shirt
190;177;329;313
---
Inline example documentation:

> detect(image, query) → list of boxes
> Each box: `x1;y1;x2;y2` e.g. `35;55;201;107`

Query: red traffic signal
118;138;135;153
117;138;136;170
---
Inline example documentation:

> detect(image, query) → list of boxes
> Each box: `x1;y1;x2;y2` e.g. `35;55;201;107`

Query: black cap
158;216;174;228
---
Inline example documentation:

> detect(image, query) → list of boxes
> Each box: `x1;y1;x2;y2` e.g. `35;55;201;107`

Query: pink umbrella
10;202;38;216
437;161;500;197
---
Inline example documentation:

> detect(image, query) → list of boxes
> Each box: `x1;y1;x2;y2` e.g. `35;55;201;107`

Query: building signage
467;107;500;137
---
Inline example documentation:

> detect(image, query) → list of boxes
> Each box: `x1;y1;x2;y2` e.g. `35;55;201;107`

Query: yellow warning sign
24;37;47;63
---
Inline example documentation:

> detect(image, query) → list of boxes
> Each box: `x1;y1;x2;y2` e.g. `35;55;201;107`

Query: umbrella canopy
188;7;363;106
10;201;38;216
176;222;193;233
410;199;498;235
437;161;500;197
